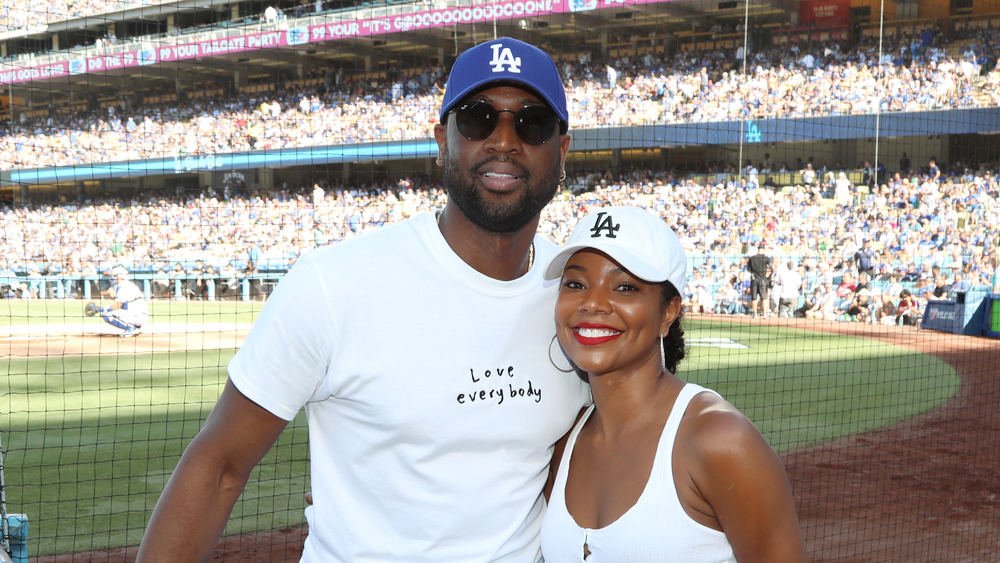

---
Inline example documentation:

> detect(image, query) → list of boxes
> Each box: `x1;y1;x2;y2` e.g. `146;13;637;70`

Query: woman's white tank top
540;383;737;562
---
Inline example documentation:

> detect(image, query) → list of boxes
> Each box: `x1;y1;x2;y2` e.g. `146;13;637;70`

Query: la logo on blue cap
489;44;522;74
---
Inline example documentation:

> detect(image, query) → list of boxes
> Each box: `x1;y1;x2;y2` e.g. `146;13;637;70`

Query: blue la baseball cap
439;37;568;129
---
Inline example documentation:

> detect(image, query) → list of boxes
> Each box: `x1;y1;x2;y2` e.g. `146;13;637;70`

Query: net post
3;515;26;563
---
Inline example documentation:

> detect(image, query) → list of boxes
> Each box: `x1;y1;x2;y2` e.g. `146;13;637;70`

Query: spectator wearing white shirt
776;260;803;318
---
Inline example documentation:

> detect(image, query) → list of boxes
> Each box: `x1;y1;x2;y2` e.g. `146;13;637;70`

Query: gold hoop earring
548;335;576;373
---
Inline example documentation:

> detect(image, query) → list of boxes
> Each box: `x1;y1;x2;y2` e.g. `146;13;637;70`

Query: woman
541;207;804;562
895;289;919;326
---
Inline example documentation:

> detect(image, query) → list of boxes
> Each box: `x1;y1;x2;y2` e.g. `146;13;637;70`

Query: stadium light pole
874;0;886;184
736;0;750;186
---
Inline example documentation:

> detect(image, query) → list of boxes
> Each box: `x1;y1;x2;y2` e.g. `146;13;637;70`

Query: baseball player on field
94;265;149;338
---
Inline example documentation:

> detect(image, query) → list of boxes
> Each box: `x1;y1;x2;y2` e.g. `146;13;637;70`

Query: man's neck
436;206;538;281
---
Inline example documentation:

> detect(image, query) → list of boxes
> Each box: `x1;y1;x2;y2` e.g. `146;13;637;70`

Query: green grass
3;350;309;556
0;307;960;556
683;320;960;452
0;299;264;327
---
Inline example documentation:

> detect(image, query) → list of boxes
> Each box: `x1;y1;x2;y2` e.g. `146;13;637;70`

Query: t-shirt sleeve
228;257;334;421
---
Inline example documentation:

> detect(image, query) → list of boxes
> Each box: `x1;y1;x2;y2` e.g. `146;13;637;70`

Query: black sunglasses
450;100;562;146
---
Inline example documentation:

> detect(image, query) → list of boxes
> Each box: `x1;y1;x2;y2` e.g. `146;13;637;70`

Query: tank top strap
646;383;717;498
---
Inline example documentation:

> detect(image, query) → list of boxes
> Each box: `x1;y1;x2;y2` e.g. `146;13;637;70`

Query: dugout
921;290;993;337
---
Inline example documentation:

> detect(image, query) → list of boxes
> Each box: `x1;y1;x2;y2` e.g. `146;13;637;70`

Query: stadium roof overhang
6;107;1000;187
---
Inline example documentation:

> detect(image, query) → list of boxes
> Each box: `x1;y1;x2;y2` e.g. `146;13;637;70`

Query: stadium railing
0;272;283;301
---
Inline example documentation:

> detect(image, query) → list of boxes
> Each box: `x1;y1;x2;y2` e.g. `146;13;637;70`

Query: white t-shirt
229;212;591;562
777;268;802;300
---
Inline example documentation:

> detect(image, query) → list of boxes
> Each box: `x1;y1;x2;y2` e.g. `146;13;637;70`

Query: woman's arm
137;378;290;561
685;396;806;562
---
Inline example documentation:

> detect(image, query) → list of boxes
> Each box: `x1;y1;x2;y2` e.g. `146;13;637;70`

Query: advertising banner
799;0;850;28
0;0;676;85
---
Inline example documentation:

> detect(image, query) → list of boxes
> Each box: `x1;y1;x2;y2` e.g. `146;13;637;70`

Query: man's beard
442;155;560;234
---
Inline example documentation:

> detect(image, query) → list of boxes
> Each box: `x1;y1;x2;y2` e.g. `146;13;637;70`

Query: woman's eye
617;283;639;292
562;280;584;290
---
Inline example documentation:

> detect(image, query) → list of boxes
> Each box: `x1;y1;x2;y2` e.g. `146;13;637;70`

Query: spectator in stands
896;289;920;326
992;256;1000;293
686;281;715;314
845;288;875;323
151;267;171;299
876;293;898;325
804;283;837;321
168;262;187;299
925;272;951;301
835;271;857;299
242;259;261;301
899;152;912;175
186;259;209;300
217;262;241;301
950;271;971;295
137;37;590;562
855;271;872;295
800;163;817;187
775;260;802;318
855;239;875;279
715;278;744;315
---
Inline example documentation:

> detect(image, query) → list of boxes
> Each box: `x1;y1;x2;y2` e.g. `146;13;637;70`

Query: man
137;37;590;562
854;240;875;279
747;243;772;318
800;162;816;187
97;265;149;337
182;259;210;300
835;270;857;299
776;260;802;318
949;270;971;296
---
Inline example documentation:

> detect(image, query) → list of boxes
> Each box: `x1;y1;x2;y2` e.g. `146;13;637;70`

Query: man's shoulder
303;215;427;263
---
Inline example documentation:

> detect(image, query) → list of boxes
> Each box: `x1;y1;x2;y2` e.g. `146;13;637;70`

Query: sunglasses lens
515;106;558;145
455;102;497;142
452;101;560;145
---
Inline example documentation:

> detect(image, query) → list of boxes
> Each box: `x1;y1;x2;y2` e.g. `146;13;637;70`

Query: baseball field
2;298;998;561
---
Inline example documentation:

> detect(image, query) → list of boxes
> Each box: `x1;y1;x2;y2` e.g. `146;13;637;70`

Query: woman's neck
586;366;684;439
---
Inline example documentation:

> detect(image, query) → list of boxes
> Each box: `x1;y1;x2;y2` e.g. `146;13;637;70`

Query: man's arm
137;378;290;562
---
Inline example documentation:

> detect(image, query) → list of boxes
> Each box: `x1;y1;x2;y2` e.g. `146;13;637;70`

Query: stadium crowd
3;26;1000;170
3;159;998;325
4;9;1000;324
1;0;175;30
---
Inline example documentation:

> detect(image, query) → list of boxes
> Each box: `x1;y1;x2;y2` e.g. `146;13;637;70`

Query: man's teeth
484;171;516;178
578;328;621;337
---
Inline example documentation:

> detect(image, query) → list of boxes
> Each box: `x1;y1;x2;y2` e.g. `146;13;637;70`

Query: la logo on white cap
489;43;522;73
588;211;620;238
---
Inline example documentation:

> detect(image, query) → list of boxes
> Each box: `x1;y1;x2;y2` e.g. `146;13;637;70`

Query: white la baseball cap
111;265;129;278
544;206;687;296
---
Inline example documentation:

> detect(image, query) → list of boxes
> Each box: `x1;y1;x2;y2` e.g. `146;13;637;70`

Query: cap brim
544;243;669;284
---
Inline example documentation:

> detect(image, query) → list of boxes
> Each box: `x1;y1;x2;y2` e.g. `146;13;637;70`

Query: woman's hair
660;281;686;374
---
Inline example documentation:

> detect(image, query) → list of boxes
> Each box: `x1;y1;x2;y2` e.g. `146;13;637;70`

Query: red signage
800;0;851;28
